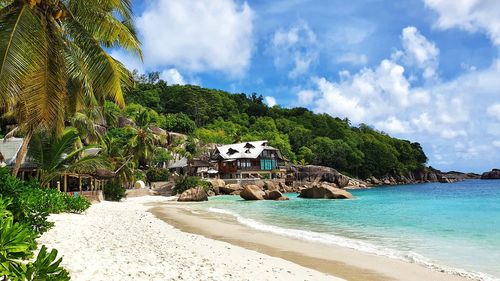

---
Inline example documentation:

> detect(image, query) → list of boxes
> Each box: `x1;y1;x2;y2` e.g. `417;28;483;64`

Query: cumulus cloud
136;0;254;76
376;117;412;134
269;22;319;78
264;96;277;107
296;26;500;150
424;0;500;45
397;26;439;80
160;69;186;85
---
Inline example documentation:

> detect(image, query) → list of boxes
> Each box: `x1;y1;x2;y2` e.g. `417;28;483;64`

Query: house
168;157;217;178
212;140;287;179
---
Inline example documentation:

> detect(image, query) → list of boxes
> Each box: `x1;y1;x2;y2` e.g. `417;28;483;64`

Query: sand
152;202;471;281
37;196;340;281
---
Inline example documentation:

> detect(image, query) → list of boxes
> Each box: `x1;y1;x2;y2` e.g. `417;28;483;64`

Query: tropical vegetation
0;168;90;280
123;74;428;179
0;0;141;176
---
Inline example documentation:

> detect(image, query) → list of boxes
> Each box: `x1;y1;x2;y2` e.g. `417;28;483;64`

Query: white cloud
294;24;500;172
269;22;318;78
487;103;500;121
264;96;277;107
336;53;368;65
136;0;254;76
296;90;316;105
160;68;186;85
375;117;411;134
424;0;500;45
398;26;439;80
296;26;500;146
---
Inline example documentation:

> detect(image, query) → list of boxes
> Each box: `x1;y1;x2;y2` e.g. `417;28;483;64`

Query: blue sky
113;0;500;173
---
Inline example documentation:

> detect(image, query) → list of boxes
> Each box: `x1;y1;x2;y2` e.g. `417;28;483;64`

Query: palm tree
0;0;142;176
28;128;110;187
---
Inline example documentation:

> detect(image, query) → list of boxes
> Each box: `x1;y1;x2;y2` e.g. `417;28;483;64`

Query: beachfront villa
212;140;287;179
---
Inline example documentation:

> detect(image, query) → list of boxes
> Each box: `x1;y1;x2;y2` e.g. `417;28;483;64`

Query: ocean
191;180;500;280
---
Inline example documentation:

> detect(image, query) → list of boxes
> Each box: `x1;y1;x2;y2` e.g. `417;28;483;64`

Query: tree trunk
11;130;33;177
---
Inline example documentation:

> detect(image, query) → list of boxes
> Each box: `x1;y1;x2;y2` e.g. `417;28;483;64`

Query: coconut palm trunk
11;129;32;176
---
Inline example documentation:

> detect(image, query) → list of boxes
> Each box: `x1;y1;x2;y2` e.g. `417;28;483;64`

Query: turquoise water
193;180;500;280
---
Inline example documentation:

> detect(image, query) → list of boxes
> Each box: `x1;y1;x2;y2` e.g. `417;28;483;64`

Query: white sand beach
37;196;340;281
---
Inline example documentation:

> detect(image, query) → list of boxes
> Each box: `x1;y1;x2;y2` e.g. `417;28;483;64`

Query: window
237;159;251;169
260;159;277;170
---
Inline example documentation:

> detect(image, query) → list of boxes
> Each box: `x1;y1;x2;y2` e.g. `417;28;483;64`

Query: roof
168;157;188;169
215;140;283;160
0;138;36;168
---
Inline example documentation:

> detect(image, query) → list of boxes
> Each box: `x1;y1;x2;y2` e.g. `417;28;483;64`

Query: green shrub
173;176;210;195
146;168;170;182
64;195;91;213
0;168;92;233
0;197;69;281
103;181;127;201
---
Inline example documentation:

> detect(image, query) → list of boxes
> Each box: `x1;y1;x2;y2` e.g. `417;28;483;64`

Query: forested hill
124;74;428;179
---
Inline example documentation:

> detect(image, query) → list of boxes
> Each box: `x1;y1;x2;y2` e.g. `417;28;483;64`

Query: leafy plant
0;198;69;281
64;195;91;214
173;176;210;195
25;246;70;281
146;168;170;183
103;181;127;201
0;168;91;234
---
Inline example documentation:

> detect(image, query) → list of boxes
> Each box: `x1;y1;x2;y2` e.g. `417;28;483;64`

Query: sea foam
207;207;497;281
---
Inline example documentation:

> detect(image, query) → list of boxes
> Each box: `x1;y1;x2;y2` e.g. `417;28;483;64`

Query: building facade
212;141;287;179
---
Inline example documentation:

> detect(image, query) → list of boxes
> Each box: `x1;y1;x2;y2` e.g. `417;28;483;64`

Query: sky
112;0;500;173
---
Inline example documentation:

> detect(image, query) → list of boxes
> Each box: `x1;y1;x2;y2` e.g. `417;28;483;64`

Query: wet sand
151;202;469;281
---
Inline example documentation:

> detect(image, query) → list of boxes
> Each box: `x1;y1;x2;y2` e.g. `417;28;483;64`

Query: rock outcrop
207;179;226;194
239;186;290;201
481;169;500;179
290;165;341;183
298;184;353;199
263;180;277;191
264;190;284;200
240;185;265;200
220;183;243;194
177;187;208;202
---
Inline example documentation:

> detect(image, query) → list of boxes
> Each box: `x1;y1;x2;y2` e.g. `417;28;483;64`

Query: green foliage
64;195;91;214
146;168;170;182
151;148;172;167
123;79;430;178
25;246;70;281
0;168;90;234
103;181;127;201
0;198;68;281
159;113;197;134
173;176;210;195
28;128;110;187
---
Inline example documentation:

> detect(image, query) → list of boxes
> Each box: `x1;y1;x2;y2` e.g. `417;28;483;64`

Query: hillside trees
120;76;428;178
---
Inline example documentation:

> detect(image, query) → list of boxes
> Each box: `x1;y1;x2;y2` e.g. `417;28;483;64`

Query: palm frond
0;4;47;108
65;155;110;175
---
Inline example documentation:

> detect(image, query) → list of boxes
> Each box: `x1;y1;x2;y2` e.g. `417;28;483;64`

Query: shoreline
150;200;471;281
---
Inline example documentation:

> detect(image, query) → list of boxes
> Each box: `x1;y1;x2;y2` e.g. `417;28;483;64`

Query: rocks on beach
298;184;353;199
177;187;208;202
240;185;266;200
240;185;289;201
